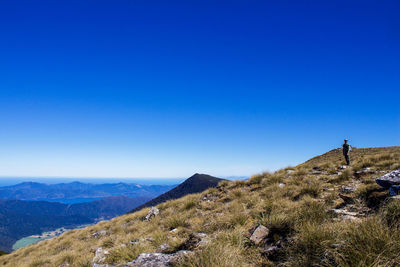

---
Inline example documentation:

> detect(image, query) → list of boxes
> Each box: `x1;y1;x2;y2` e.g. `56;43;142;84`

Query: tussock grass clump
227;212;249;228
29;259;51;267
382;199;400;226
295;197;331;225
101;237;114;248
259;212;294;236
105;243;149;264
239;195;258;209
218;180;230;187
176;243;249;267
229;188;244;199
320;162;335;171
298;180;322;198
164;214;190;230
182;195;200;211
333;217;400;266
293;168;308;177
206;187;219;196
355;183;380;200
248;173;264;185
287;222;337;267
261;174;284;187
233;180;246;188
331;169;352;183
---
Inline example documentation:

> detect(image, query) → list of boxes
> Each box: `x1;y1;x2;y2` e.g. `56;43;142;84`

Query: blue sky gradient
1;0;399;178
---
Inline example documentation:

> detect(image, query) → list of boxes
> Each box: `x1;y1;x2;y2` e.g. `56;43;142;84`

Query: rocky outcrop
376;169;400;188
124;251;191;267
144;207;159;221
92;247;109;264
202;193;219;202
92;230;108;238
330;209;360;221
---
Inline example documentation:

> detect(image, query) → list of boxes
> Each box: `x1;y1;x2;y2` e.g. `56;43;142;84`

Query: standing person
342;139;351;165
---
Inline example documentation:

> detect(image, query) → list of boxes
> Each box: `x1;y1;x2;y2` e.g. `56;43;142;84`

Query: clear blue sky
0;0;399;178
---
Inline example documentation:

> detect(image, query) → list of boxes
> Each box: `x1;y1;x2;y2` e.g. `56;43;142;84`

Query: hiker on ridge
342;139;351;165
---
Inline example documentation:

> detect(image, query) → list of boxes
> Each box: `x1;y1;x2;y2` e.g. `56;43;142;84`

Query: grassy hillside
1;146;400;267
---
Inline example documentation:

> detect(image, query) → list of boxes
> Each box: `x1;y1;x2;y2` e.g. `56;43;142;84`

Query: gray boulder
125;251;191;267
376;169;400;188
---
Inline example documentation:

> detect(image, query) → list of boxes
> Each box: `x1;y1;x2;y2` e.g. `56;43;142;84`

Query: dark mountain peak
188;173;203;179
187;173;221;181
130;173;225;213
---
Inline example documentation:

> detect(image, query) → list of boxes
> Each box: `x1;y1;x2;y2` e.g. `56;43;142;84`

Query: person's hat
344;139;348;141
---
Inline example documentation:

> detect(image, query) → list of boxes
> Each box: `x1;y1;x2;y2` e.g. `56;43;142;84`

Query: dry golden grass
0;146;399;267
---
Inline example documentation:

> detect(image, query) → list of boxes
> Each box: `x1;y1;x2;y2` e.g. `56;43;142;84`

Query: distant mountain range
0;195;151;252
0;175;223;253
0;181;175;252
131;173;225;212
0;181;175;203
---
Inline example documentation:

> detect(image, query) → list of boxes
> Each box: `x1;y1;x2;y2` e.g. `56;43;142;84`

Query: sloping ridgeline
130;173;225;213
2;147;400;267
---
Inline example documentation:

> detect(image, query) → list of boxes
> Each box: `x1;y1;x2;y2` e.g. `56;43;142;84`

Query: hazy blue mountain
0;178;184;187
0;181;175;203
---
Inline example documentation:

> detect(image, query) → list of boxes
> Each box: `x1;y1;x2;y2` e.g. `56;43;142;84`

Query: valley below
12;223;93;250
0;181;176;252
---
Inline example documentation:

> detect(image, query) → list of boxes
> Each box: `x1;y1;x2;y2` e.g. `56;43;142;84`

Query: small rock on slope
250;225;269;246
92;247;109;264
92;230;108;238
144;207;160;221
125;251;191;267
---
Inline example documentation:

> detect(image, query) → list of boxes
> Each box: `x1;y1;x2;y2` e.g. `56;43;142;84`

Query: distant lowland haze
0;177;186;187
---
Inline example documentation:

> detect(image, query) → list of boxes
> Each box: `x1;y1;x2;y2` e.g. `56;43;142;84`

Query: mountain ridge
130;173;225;213
2;146;400;266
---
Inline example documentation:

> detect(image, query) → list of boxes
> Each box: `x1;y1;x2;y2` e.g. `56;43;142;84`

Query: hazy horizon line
0;174;249;179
